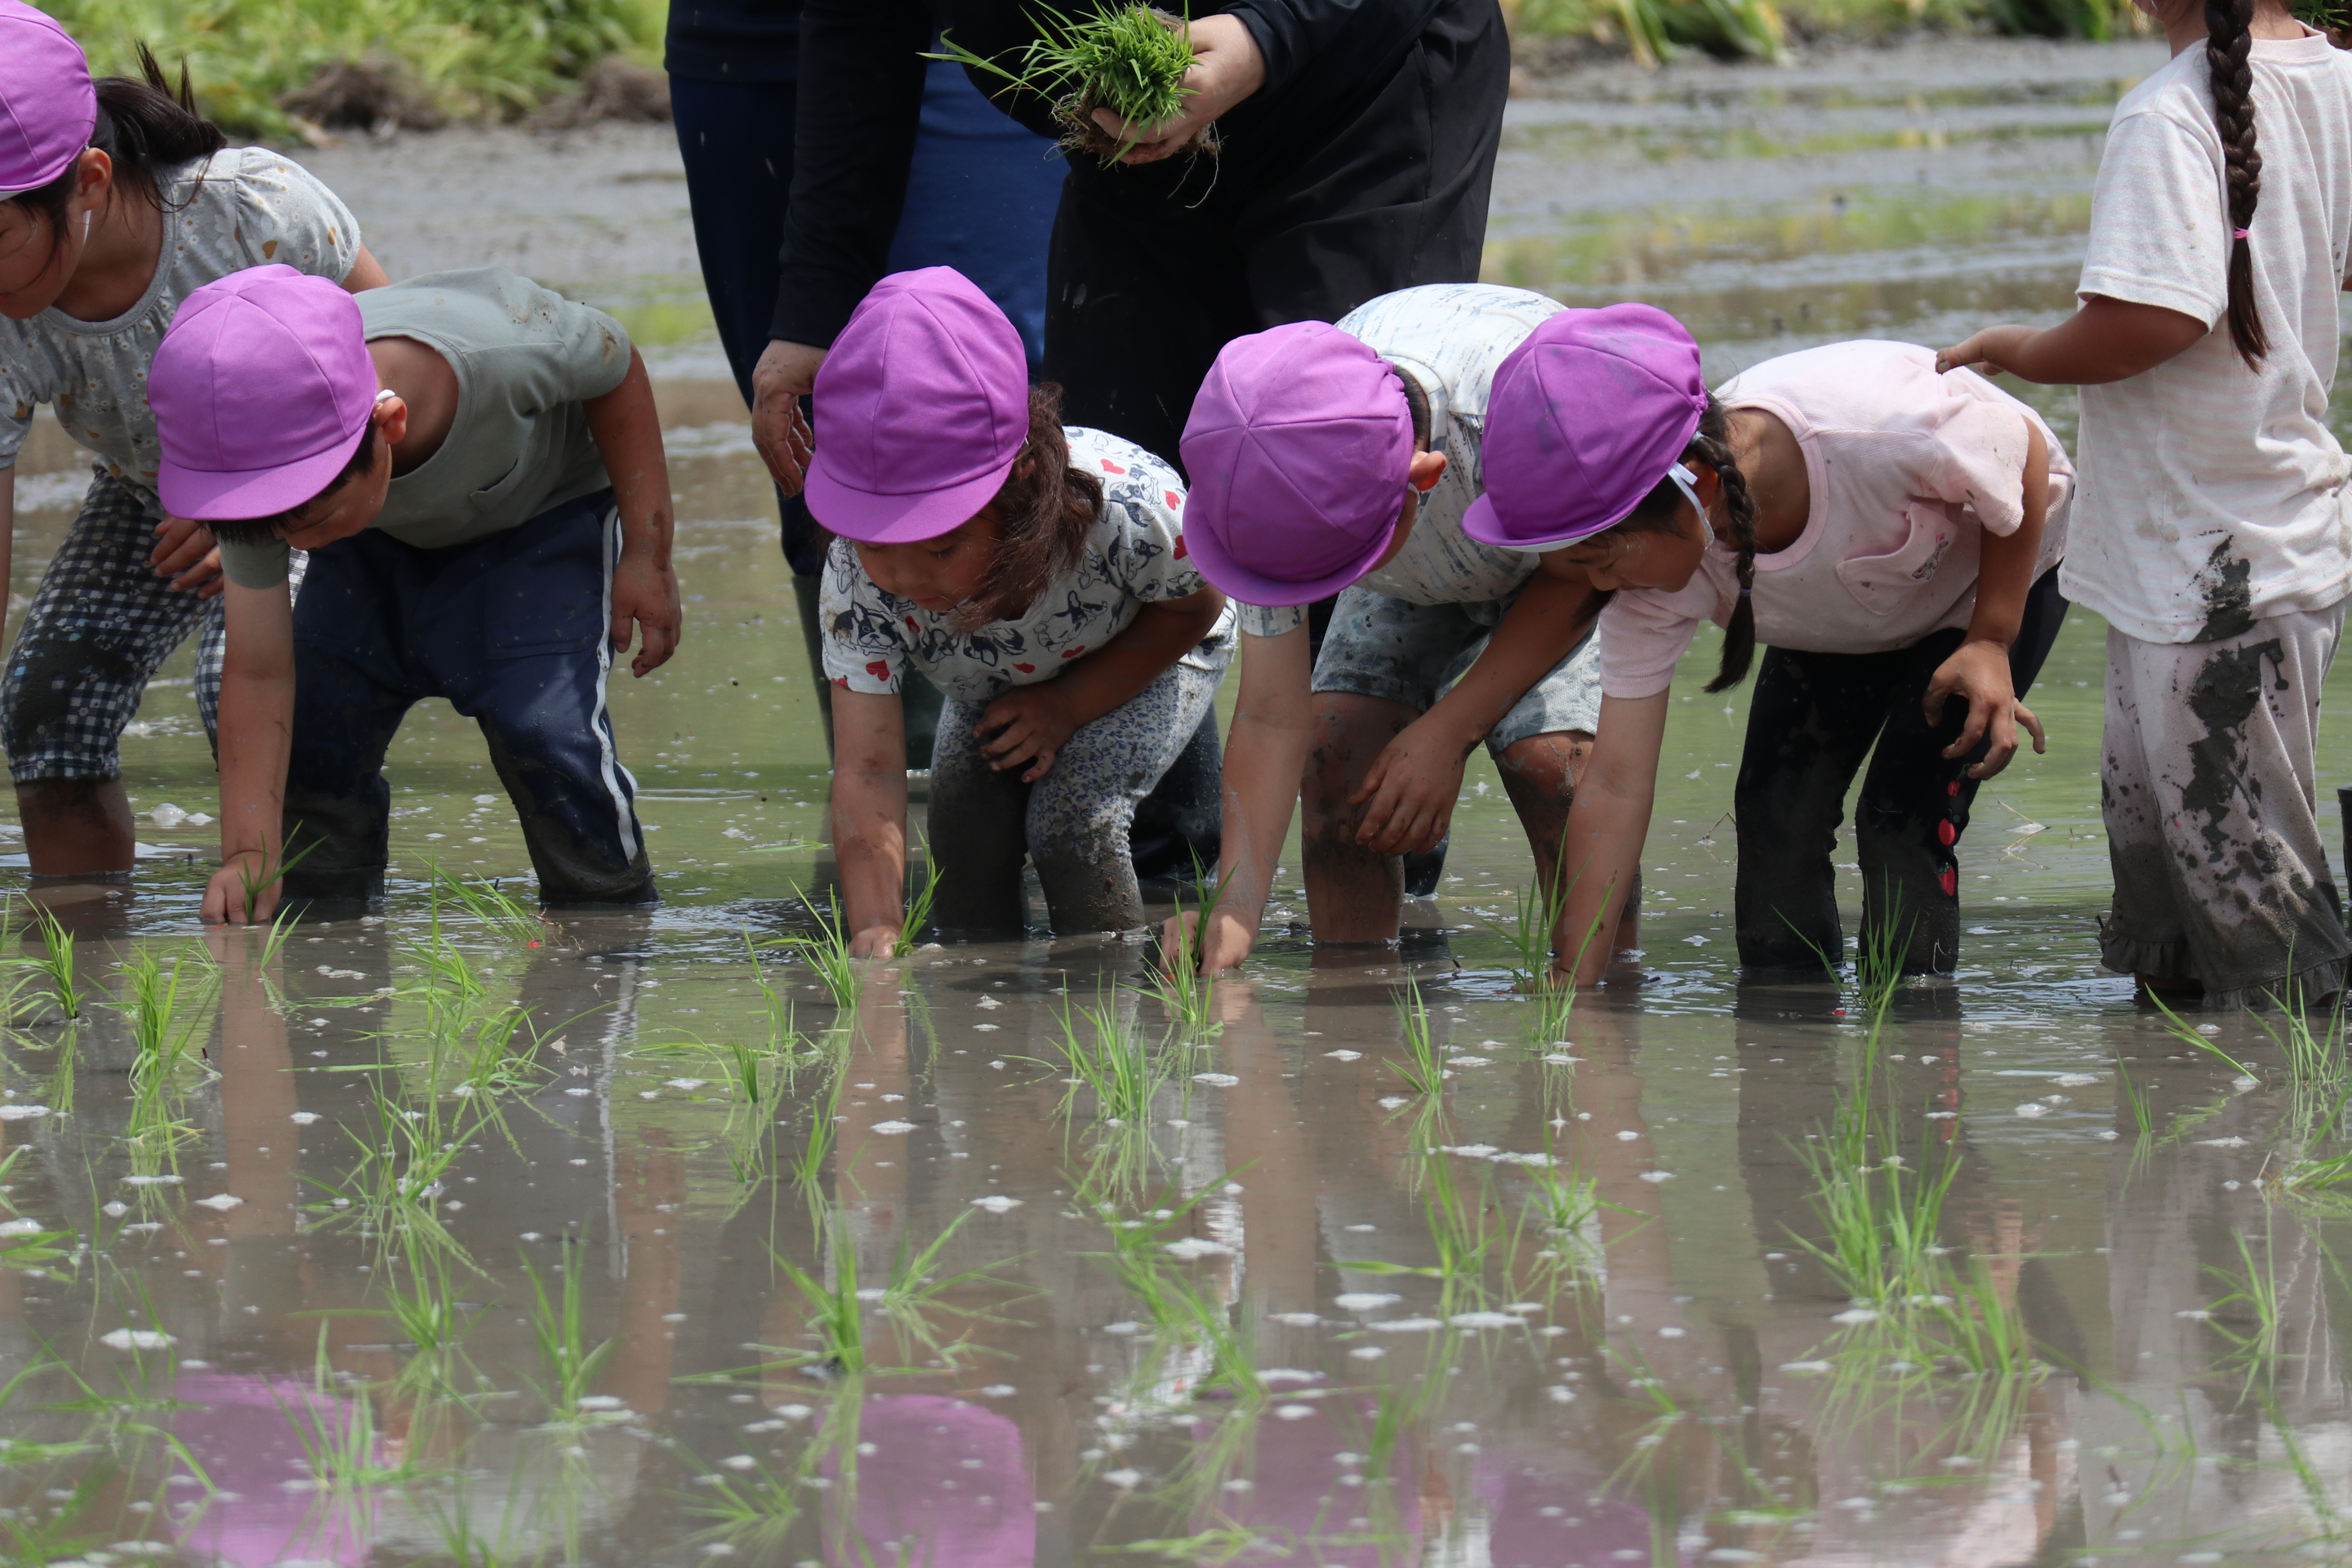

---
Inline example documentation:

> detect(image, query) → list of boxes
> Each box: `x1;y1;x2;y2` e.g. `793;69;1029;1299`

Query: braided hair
2207;0;2268;367
1581;394;1765;693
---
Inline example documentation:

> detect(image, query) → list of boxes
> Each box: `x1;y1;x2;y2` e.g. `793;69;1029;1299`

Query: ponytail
2207;0;2268;367
5;45;226;255
1583;394;1764;693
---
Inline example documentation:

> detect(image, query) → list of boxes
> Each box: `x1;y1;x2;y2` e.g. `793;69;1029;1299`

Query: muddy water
5;39;2352;1566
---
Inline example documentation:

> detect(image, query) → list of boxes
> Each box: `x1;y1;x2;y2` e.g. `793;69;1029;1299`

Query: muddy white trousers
2100;602;2350;1008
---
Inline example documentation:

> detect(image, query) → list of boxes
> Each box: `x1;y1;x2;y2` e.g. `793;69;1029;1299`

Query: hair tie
1739;584;1753;598
2234;226;2251;240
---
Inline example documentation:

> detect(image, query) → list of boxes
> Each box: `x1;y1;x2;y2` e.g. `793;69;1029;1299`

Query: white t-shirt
0;148;362;501
1598;342;2074;700
1230;283;1559;639
2066;29;2352;644
822;426;1228;705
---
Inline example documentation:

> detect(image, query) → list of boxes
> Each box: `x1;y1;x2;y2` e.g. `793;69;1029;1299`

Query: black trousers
1042;0;1508;472
1734;567;2069;976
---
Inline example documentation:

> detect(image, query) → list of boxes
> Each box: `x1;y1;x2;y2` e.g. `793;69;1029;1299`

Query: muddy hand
1350;728;1462;857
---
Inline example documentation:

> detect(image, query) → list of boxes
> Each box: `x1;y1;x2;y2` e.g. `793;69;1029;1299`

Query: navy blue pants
282;490;653;906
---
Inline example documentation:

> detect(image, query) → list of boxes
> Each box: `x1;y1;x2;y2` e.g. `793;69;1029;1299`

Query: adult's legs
1849;568;2072;974
1732;645;1909;973
1028;655;1227;933
2098;606;2350;1009
1;472;219;875
923;693;1032;935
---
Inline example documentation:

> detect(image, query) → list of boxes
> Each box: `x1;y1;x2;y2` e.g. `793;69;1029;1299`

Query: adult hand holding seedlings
751;338;823;494
1090;15;1264;164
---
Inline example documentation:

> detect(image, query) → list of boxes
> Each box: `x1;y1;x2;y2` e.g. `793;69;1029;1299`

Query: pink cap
1178;321;1413;607
0;2;96;199
806;266;1031;545
150;265;378;521
1462;304;1708;550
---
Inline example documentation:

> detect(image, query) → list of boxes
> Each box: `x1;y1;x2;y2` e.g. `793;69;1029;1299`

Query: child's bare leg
17;778;135;877
1497;729;1638;956
1303;692;1415;943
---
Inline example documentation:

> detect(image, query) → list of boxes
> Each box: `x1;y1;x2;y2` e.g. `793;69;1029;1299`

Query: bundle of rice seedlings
935;5;1215;164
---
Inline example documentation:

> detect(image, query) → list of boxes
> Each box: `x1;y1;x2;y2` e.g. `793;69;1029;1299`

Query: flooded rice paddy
9;38;2352;1566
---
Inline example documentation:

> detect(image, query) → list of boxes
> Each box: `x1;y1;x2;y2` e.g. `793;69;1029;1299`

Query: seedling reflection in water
760;1209;1012;1378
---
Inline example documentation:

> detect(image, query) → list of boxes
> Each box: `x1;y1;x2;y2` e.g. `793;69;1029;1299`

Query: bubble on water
0;1105;48;1121
291;1111;319;1125
870;1120;917;1134
1273;1405;1316;1420
1270;1312;1320;1326
193;1194;243;1211
1323;1049;1362;1061
1334;1294;1399;1312
2014;1103;2049;1119
100;1329;176;1351
971;1195;1022;1214
1830;1308;1879;1325
1191;1073;1239;1087
1164;1238;1232;1260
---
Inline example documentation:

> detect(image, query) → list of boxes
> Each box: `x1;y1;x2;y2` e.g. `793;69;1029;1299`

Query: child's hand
201;853;278;926
151;514;225;597
1936;327;2031;376
1350;721;1468;856
1924;638;2047;780
609;554;682;677
848;923;899;959
1161;907;1255;975
977;686;1077;782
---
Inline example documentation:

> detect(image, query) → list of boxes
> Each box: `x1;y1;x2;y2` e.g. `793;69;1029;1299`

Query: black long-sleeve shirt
769;0;1445;347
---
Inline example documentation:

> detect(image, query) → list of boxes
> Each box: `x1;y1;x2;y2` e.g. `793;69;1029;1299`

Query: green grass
1135;859;1225;1032
1388;979;1446;1098
23;903;80;1021
935;4;1202;163
776;884;860;1013
54;0;663;141
523;1241;617;1421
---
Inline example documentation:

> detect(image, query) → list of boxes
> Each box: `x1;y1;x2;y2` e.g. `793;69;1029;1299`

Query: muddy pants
924;635;1232;936
1735;566;2069;976
279;490;654;908
2100;604;2349;1009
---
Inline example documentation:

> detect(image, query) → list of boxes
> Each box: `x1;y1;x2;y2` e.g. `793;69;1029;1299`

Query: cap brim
1462;490;1639;552
158;422;370;523
805;448;1018;546
1181;505;1396;609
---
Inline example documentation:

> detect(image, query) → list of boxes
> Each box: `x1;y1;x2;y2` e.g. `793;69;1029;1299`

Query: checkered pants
2;470;305;783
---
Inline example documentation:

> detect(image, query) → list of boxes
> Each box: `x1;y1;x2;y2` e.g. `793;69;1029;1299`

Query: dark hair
7;47;226;260
1395;365;1433;451
1588;394;1762;693
2207;0;2267;367
203;430;381;547
960;382;1105;626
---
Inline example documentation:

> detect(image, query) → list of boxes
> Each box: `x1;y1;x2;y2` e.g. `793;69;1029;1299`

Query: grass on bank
51;0;663;140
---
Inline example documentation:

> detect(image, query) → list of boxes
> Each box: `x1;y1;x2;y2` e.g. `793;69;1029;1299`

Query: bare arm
1922;421;2051;779
584;348;683;677
975;586;1226;782
343;246;390;292
1938;295;2209;385
203;579;296;925
1353;558;1599;855
831;688;911;958
1550;691;1670;987
1167;626;1312;973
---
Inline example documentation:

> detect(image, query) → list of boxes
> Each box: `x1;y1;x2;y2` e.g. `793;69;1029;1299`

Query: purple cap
806;267;1030;545
1461;304;1708;550
0;2;96;200
150;265;378;520
1178;321;1413;607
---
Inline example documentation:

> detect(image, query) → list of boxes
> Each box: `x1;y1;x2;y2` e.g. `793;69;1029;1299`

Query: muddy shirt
216;269;633;590
0;148;360;499
2069;29;2352;644
821;426;1228;703
1229;282;1560;640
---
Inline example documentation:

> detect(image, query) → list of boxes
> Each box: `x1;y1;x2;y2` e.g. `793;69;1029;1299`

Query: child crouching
149;265;681;921
808;268;1229;947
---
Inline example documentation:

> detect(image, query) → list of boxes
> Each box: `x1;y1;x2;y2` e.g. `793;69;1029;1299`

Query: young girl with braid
1942;0;2352;1007
1490;312;2073;987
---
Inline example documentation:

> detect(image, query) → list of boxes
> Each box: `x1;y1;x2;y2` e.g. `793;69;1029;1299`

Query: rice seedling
1053;996;1179;1127
1388;979;1446;1097
777;884;860;1013
228;834;319;926
523;1241;617;1421
1090;1189;1263;1402
786;1070;846;1200
1478;861;1572;992
934;4;1211;164
2150;993;2261;1079
2201;1226;2289;1389
117;944;221;1080
760;1209;1011;1378
304;1081;490;1250
1137;858;1224;1031
22;902;79;1020
687;1446;809;1556
1348;1146;1513;1312
429;863;550;943
280;1354;412;1493
1851;887;1916;1013
893;840;945;957
1790;1093;1959;1311
320;1244;479;1394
